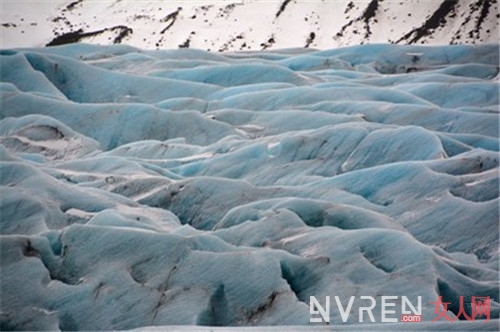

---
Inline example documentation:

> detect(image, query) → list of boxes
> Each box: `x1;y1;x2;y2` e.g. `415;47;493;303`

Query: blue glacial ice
0;43;499;331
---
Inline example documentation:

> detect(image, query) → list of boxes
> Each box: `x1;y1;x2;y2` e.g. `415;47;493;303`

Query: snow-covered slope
1;0;499;51
1;43;499;330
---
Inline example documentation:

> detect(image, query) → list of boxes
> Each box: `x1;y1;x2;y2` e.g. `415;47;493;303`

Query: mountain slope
1;0;498;51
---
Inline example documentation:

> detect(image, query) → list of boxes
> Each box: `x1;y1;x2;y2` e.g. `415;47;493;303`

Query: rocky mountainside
1;0;498;51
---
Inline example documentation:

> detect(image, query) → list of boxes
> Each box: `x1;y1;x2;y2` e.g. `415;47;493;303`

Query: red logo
471;296;491;321
430;296;490;322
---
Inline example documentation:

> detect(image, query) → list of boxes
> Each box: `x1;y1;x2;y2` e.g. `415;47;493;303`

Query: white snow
1;0;498;50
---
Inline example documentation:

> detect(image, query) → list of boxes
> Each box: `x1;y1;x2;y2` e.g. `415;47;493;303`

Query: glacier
0;43;499;331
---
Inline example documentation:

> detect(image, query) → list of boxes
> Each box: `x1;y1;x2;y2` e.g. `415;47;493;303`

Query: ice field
0;43;499;330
